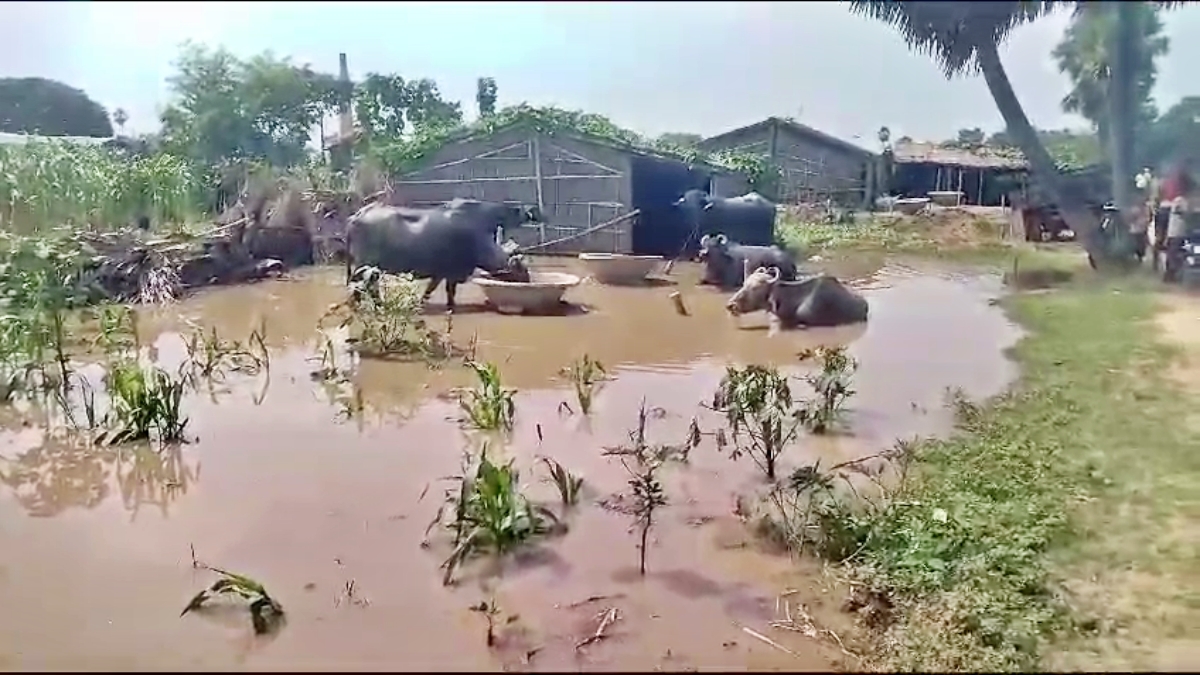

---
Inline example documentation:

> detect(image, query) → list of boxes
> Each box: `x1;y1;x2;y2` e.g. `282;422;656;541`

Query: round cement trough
893;198;931;216
473;271;581;315
578;253;663;285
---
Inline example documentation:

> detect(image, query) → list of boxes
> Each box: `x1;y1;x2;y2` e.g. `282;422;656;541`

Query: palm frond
849;1;1058;77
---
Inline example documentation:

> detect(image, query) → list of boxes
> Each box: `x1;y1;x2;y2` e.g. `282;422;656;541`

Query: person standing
1162;165;1194;281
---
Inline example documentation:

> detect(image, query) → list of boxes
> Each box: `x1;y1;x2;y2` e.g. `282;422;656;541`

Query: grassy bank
822;275;1199;670
777;210;1090;286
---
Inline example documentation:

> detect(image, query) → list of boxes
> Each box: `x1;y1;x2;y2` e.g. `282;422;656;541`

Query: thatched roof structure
893;140;1027;170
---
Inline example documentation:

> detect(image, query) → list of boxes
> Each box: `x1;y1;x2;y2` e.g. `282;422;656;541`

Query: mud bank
0;259;1022;670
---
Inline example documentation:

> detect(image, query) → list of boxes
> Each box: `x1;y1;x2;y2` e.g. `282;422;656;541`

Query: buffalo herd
343;190;869;327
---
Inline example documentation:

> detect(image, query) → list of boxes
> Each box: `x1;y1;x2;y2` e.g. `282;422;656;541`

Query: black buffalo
696;233;798;289
725;266;869;328
344;199;538;312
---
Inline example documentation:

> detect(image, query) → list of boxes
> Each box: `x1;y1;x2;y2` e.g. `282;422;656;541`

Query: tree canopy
1052;3;1168;164
0;77;114;138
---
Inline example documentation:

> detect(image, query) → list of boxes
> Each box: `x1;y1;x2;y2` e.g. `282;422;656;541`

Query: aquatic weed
458;361;516;431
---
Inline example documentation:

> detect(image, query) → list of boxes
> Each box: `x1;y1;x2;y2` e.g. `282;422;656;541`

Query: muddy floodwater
0;257;1022;671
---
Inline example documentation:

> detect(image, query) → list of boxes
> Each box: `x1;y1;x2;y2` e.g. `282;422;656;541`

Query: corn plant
458;361;516;431
100;360;188;444
540;456;584;508
710;365;800;481
795;347;858;435
182;566;284;636
602;400;686;576
0;140;201;232
181;320;270;383
562;354;607;415
91;303;140;357
425;447;558;586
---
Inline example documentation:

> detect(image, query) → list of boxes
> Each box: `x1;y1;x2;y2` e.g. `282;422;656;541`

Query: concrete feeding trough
893;198;931;216
927;191;963;207
577;253;663;285
473;271;581;315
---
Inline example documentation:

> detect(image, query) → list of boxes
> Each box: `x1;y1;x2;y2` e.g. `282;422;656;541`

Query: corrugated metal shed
392;119;753;256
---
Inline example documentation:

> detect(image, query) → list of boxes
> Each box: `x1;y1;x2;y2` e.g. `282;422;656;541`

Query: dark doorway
630;155;711;256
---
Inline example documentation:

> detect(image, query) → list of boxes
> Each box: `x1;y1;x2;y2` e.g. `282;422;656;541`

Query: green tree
954;127;986;146
1142;97;1200;169
238;52;334;165
654;132;703;148
848;2;1101;254
404;78;462;131
1052;3;1167;184
112;108;129;136
476;77;498;118
354;73;410;140
160;43;338;167
354;74;462;142
0;77;114;137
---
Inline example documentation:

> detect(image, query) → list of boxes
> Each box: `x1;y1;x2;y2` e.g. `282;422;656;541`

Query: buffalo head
726;264;780;316
698;233;735;284
673;189;715;213
500;203;542;231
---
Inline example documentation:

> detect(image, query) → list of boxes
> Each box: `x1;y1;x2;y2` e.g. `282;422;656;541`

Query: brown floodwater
0;257;1022;671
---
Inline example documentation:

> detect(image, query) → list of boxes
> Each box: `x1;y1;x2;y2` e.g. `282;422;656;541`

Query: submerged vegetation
458;361;517;431
1;35;1194;674
425;446;561;586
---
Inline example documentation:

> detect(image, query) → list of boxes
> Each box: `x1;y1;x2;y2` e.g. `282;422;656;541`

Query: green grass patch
830;281;1199;671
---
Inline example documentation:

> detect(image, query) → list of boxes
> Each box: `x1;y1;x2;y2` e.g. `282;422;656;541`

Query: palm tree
848;1;1099;245
112;107;128;136
1054;3;1170;209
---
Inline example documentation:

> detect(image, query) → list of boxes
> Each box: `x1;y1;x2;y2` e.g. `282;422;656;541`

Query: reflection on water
0;432;198;519
0;257;1024;670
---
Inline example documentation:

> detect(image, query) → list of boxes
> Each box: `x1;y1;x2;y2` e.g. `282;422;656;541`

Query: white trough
893;197;931;216
473;271;581;315
577;253;663;285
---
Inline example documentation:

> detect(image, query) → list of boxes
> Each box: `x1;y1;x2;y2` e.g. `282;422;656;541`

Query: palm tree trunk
1108;2;1137;210
974;39;1097;242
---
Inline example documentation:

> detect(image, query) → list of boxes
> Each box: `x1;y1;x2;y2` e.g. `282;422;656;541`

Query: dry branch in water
576;607;619;650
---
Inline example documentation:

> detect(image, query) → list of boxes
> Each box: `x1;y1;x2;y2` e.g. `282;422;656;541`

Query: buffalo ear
673;197;686;206
702;201;715;211
525;206;542;222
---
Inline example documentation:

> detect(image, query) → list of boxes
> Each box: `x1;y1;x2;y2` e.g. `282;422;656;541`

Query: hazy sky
4;1;1200;148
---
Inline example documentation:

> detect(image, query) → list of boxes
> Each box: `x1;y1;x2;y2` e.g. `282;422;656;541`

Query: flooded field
0;257;1023;671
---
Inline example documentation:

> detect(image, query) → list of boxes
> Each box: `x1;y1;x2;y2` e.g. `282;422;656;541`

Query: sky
4;1;1200;150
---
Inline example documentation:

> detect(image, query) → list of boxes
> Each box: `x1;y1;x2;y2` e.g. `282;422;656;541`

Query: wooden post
956;169;964;206
532;133;546;244
977;171;984;206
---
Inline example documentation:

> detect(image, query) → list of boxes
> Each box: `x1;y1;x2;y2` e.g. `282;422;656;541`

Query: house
390;120;753;256
889;141;1028;207
696;116;878;207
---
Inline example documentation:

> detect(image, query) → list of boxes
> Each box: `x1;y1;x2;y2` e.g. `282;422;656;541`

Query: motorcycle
1165;213;1200;286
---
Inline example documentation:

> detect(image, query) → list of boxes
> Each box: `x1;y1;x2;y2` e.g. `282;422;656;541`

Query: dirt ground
1141;296;1200;671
